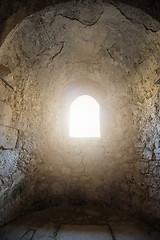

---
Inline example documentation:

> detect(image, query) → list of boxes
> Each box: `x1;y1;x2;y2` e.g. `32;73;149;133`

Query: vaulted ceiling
0;0;160;46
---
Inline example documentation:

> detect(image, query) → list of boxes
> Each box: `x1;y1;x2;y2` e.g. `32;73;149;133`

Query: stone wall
0;0;160;228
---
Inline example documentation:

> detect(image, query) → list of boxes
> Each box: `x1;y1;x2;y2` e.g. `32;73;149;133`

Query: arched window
69;95;100;137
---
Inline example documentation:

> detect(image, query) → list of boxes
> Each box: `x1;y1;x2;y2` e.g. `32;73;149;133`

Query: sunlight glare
69;95;100;137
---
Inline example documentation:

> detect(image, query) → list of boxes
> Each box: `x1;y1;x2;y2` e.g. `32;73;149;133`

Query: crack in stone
142;24;158;33
0;123;19;131
50;42;65;62
106;45;146;68
57;10;104;27
0;76;14;90
116;6;133;22
106;222;116;240
15;129;20;149
30;230;36;240
106;48;115;60
53;224;61;240
0;146;17;151
155;78;160;84
20;229;36;240
116;6;158;33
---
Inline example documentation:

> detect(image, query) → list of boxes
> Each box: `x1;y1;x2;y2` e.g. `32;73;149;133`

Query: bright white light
69;95;100;137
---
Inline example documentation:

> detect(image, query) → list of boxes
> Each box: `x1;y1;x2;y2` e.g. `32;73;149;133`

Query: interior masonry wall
0;0;160;228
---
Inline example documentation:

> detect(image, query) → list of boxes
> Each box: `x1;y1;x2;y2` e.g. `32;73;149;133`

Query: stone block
0;101;12;126
0;125;17;148
57;225;112;240
32;227;55;240
0;150;19;177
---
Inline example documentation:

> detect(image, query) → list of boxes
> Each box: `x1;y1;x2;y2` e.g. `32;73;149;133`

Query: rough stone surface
0;150;19;177
0;0;160;47
0;125;17;148
0;101;13;126
0;0;160;230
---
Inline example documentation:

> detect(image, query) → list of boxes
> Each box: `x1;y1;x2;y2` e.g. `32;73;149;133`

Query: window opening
69;95;100;137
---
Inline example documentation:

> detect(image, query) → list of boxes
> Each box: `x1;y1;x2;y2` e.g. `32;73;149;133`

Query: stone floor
0;206;160;240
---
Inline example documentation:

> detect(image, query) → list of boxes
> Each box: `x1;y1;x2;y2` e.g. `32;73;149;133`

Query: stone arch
59;79;107;137
60;79;107;105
